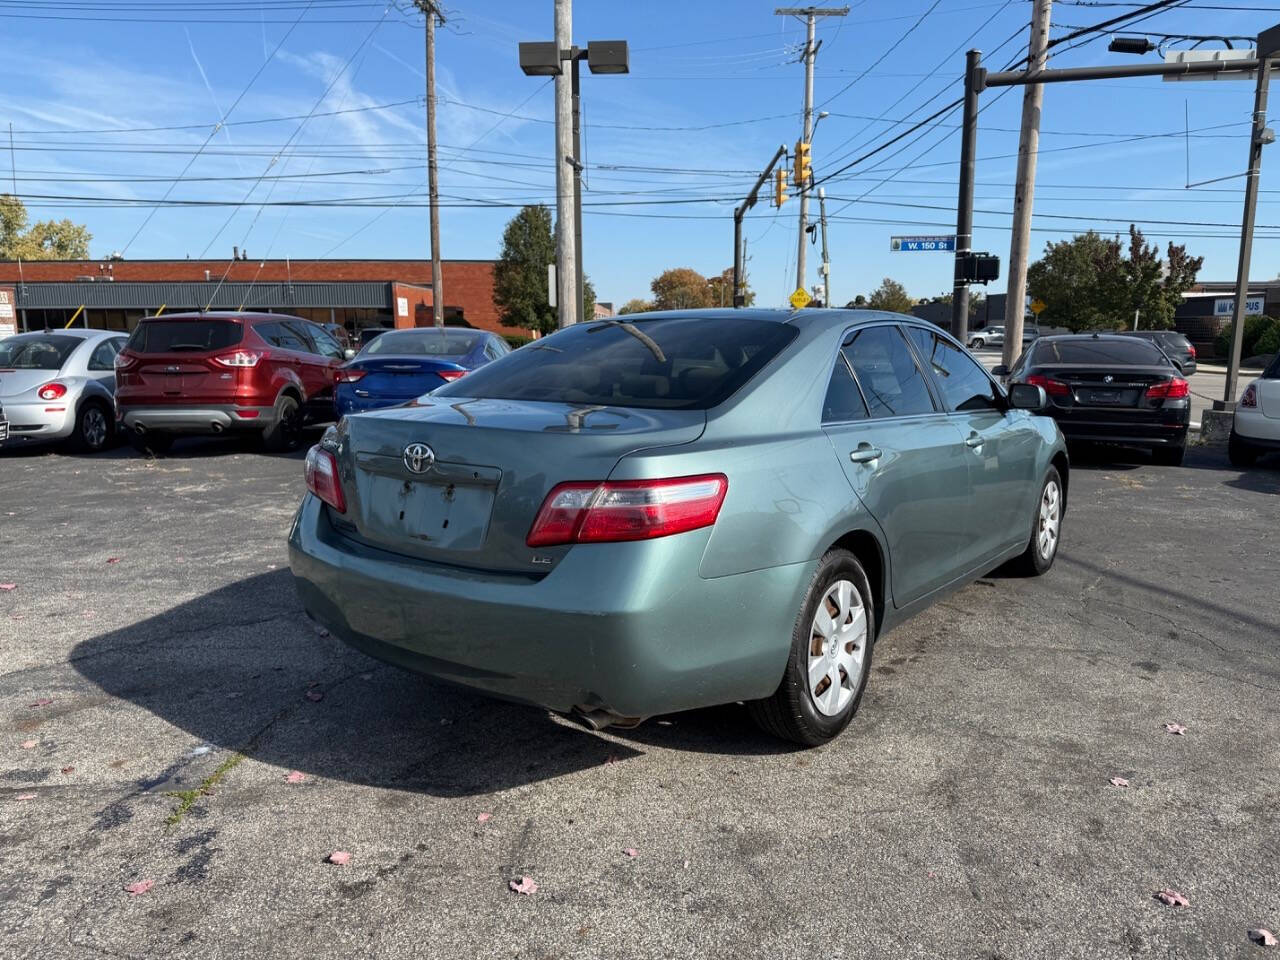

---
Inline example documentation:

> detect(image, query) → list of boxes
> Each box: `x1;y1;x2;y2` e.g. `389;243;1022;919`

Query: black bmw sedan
995;333;1190;465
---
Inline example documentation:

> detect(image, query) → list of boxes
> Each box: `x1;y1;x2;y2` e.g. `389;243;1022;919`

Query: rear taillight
1188;344;1197;359
437;369;467;382
526;474;728;548
1241;384;1258;408
36;382;68;401
1146;378;1189;400
114;352;137;371
1024;374;1070;397
304;446;346;513
214;350;262;368
335;368;367;384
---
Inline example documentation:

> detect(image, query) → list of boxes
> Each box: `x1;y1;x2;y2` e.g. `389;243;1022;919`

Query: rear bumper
1234;407;1280;444
119;404;274;434
0;399;75;441
1049;406;1189;447
287;494;808;717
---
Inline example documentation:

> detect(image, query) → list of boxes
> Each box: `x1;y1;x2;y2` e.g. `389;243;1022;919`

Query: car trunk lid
332;397;706;573
1038;364;1175;409
0;368;60;399
1257;376;1280;418
346;356;463;399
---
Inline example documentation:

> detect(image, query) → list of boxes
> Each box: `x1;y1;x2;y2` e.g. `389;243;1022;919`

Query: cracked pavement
1;435;1278;959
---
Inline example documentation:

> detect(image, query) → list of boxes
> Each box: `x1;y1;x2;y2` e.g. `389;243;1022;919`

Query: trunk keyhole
398;510;405;521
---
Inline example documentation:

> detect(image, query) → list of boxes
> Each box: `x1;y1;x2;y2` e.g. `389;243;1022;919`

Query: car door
906;324;1039;564
822;323;974;608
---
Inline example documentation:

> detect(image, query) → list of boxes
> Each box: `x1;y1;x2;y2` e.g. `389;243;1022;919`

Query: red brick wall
0;259;523;335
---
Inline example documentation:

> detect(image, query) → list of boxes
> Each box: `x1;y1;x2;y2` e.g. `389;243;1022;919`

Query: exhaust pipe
210;422;224;434
134;423;147;435
571;708;646;732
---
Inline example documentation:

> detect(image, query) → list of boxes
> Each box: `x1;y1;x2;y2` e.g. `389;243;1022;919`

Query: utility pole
818;187;831;306
951;49;983;343
415;1;445;327
775;6;848;294
1002;0;1051;370
1221;24;1280;409
554;0;578;327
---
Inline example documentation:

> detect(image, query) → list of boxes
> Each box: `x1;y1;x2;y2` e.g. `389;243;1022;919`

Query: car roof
5;328;119;340
605;307;937;332
137;311;307;323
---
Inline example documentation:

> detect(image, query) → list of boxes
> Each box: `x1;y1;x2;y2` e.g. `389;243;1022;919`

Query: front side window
842;326;936;418
302;323;345;359
909;328;999;412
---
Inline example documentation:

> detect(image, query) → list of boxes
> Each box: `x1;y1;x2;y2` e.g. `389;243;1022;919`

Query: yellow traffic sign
1030;297;1046;316
789;287;812;310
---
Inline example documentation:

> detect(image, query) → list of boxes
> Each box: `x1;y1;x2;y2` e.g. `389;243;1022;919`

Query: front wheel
1010;467;1063;577
747;549;875;747
1152;443;1185;467
971;337;985;349
1228;430;1259;468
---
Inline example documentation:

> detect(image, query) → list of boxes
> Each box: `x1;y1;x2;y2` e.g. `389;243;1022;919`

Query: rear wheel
747;549;874;747
971;337;985;349
129;430;173;456
1152;443;1185;467
261;395;303;453
70;401;113;453
1228;430;1260;468
1010;467;1063;577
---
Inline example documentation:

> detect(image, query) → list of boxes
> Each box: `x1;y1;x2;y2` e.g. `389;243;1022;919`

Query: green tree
706;268;754;307
0;194;91;260
493;204;594;335
651;267;713;310
866;277;914;314
844;295;868;308
617;298;653;315
1027;226;1203;332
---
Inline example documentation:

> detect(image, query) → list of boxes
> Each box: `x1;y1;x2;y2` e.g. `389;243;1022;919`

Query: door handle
849;443;882;464
965;433;984;449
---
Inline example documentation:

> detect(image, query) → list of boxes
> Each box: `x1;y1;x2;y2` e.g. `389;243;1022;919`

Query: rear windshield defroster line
433;315;799;410
126;318;243;354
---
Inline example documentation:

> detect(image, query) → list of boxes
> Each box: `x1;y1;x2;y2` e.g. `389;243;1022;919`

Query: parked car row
0;313;509;455
967;324;1040;350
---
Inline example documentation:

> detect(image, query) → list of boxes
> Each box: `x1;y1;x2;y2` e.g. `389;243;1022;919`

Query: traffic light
794;140;811;184
774;167;789;207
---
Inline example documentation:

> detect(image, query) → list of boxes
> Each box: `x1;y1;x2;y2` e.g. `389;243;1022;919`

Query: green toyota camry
289;309;1067;746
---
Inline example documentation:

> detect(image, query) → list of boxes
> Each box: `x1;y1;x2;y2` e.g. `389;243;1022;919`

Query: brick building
0;258;520;339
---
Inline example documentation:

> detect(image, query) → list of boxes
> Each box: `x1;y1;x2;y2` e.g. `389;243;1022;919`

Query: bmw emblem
1103;375;1113;384
402;442;435;474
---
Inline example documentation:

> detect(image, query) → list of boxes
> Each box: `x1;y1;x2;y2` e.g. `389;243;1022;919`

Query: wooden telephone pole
415;1;445;327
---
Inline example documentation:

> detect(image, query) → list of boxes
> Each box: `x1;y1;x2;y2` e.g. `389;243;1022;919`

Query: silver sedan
0;329;127;452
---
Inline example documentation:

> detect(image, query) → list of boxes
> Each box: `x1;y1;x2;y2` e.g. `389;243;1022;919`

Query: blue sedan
334;328;511;418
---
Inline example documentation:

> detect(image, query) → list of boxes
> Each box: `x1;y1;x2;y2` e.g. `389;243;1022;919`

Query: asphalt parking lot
1;435;1278;959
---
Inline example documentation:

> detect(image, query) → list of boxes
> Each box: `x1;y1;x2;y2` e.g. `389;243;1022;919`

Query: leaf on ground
1109;777;1130;788
476;812;492;823
305;690;324;702
124;879;154;896
60;766;74;775
106;557;121;564
604;754;619;765
1155;888;1190;908
623;847;639;858
0;583;15;591
313;625;331;638
1248;929;1277;947
327;851;351;866
20;740;37;750
187;745;211;758
28;698;53;708
1164;723;1187;736
285;771;306;784
509;876;538;896
15;793;36;801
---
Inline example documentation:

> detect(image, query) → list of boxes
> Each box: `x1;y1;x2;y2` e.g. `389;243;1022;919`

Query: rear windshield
1036;337;1169;366
1264;352;1280;379
0;335;80;370
361;330;481;357
433;316;798;410
126;319;242;354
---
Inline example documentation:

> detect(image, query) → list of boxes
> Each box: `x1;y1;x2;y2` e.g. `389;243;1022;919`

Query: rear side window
127;319;242;354
1041;338;1169;365
254;322;309;352
434;316;798;410
823;354;869;423
843;326;936;418
0;335;80;370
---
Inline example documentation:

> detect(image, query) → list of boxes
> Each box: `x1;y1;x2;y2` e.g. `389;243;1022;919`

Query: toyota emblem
402;442;435;474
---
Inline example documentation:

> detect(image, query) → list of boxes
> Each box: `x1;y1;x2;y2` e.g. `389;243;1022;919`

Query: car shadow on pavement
69;570;789;796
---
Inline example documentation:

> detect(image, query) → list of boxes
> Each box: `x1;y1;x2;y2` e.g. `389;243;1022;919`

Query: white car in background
1229;353;1280;466
0;329;127;453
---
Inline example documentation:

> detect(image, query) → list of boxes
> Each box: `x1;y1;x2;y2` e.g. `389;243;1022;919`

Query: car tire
1010;466;1063;577
747;549;875;747
1228;430;1260;468
70;400;114;453
129;430;173;456
261;394;303;453
972;337;984;349
1152;443;1185;467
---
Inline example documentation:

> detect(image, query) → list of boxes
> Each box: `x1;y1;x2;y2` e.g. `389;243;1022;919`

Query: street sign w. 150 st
890;235;956;252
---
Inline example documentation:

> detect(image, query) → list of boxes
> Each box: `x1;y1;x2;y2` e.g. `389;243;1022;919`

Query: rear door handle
849;443;882;464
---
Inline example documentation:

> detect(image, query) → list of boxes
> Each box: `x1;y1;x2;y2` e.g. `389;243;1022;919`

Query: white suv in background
1229;353;1280;466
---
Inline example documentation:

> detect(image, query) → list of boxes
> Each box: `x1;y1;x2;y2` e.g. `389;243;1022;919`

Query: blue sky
2;0;1277;308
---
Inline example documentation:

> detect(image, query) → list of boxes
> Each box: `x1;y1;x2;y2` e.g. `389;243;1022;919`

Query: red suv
115;312;348;453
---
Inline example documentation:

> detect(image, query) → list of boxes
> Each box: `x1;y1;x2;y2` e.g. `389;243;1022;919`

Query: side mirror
344;348;356;360
1009;383;1048;412
991;364;1009;377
